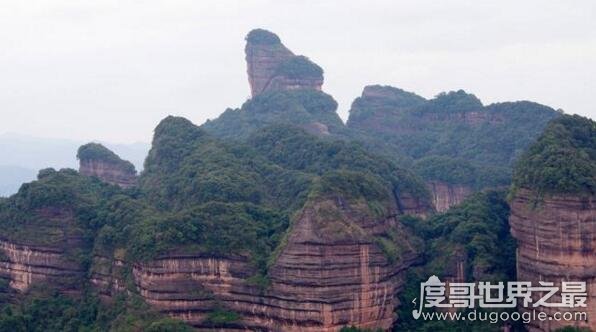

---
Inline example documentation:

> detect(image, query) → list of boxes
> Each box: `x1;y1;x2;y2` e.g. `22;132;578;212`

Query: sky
0;0;595;143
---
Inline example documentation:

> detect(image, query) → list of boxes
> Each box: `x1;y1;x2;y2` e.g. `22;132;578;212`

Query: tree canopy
512;114;596;195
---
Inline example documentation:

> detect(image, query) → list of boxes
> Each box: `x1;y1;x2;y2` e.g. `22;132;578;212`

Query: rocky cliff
127;194;420;331
77;143;137;188
0;168;119;300
509;114;596;331
246;29;323;96
0;240;83;293
427;181;472;212
509;189;595;331
0;206;86;295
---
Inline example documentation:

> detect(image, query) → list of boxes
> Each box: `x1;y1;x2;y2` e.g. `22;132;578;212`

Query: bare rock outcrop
77;143;137;188
427;181;472;212
0;208;86;294
509;189;596;331
246;29;323;97
126;195;421;331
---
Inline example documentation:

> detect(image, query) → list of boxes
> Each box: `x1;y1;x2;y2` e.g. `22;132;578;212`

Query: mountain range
0;29;592;332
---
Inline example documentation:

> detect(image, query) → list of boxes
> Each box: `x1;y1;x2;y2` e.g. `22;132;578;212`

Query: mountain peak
246;29;281;45
245;29;323;97
77;143;137;188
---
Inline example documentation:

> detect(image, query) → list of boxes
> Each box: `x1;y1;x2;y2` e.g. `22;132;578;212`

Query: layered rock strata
427;181;472;212
77;143;137;188
509;188;596;331
0;208;85;294
79;159;137;188
246;29;323;96
129;197;420;331
0;240;83;292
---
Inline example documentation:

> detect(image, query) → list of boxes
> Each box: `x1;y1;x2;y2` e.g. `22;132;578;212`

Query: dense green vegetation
77;143;136;173
395;191;517;331
348;89;561;188
245;28;281;45
0;112;434;329
135;117;429;262
247;125;430;201
1;25;585;331
419;90;483;114
366;85;427;107
0;288;191;332
0;168;116;247
0;113;429;278
202;89;346;141
275;55;323;79
413;156;478;186
512;114;596;195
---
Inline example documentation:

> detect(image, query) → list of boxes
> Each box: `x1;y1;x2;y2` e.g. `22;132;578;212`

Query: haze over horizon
1;0;595;143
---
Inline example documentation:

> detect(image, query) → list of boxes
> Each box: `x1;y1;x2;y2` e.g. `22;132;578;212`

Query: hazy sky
1;1;595;143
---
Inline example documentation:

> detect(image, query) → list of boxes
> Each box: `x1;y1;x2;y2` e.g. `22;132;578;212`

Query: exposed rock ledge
427;181;472;212
0;240;83;292
246;29;323;97
0;189;425;331
509;188;596;331
130;197;421;331
77;143;137;188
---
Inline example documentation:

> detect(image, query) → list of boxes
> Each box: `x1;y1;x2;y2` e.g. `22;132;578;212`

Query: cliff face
89;253;127;299
126;196;420;331
0;208;85;294
509;189;596;331
77;143;137;188
246;29;323;96
427;181;472;212
0;241;83;293
79;159;137;188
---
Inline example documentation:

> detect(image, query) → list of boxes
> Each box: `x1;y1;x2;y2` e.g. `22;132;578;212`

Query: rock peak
77;143;137;188
245;29;323;97
246;29;281;45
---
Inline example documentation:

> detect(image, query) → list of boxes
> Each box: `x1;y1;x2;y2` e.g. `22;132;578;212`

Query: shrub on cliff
419;90;483;114
202;89;344;140
275;55;323;79
512;114;596;195
246;28;281;45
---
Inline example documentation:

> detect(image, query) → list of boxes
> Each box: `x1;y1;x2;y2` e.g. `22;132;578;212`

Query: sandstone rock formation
0;207;86;294
0;240;83;293
99;194;422;331
77;143;137;188
246;29;323;96
427;181;472;212
509;189;596;331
